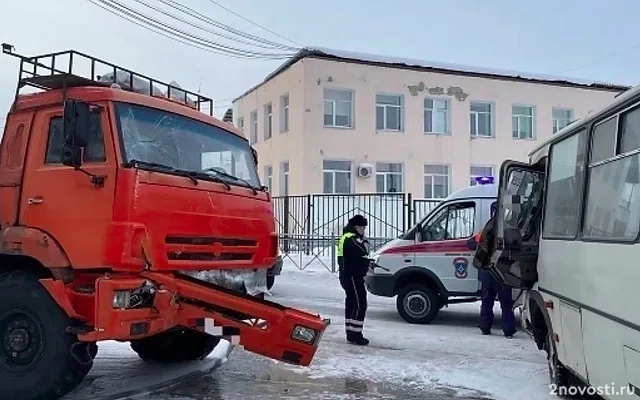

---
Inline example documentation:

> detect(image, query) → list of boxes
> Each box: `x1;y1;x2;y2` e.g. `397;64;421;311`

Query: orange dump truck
0;43;329;400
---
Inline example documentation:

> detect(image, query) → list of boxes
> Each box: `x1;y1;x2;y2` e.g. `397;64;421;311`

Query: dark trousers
339;273;367;338
479;279;516;335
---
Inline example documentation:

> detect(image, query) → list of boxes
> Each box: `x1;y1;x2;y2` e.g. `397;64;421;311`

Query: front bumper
364;273;395;297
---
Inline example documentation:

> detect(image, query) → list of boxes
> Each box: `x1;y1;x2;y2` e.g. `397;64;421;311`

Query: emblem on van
453;257;468;279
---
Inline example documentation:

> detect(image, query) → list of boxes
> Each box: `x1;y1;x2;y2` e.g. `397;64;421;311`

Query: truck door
416;200;478;294
488;160;545;289
19;106;118;268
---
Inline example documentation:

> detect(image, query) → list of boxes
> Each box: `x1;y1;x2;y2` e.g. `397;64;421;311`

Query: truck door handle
28;197;44;205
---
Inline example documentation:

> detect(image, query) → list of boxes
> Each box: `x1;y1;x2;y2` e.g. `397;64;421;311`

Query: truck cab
366;180;521;324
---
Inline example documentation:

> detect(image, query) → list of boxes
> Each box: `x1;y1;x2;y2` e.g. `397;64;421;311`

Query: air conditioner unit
358;163;373;178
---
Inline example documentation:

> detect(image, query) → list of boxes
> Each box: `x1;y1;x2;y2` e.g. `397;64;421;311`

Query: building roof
234;47;631;102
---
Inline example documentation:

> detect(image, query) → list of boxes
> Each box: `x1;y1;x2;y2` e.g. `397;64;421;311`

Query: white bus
485;87;640;398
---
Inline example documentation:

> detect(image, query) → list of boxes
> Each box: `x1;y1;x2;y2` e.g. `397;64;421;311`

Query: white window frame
469;165;494;186
322;159;353;194
323;88;354;129
249;110;258;144
280;94;289;133
424;97;450;134
264;102;273;140
512;104;536;139
375;162;404;193
279;161;289;196
470;101;494;137
264;165;273;194
236;116;244;132
552;108;573;134
376;93;404;132
423;164;451;199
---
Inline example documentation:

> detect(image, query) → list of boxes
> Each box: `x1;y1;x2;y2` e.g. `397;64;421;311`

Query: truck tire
396;284;440;324
0;269;95;400
130;328;220;362
266;275;275;290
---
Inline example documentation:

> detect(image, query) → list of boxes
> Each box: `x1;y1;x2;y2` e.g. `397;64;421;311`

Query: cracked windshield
1;1;639;400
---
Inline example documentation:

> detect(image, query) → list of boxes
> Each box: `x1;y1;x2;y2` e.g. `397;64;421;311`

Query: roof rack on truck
1;42;214;116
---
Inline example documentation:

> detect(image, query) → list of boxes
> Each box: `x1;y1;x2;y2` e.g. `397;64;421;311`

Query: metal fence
272;193;441;271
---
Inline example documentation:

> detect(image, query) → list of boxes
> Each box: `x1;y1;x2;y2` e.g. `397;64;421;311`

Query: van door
488;160;545;289
416;200;478;294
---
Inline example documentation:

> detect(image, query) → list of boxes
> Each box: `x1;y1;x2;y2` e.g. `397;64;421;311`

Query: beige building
232;48;629;198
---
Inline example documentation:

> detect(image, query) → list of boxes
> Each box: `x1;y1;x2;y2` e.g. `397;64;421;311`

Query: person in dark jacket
475;203;516;338
337;214;371;345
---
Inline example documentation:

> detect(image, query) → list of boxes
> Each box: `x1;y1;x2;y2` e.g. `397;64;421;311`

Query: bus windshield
115;102;260;187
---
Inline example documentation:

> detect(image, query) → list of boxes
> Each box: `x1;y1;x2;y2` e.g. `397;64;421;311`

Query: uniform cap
348;214;367;227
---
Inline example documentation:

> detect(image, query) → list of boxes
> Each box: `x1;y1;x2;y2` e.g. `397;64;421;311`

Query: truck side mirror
62;99;90;160
251;146;258;166
62;145;82;168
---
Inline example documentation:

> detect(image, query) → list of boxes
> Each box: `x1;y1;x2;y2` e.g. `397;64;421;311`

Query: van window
421;201;475;241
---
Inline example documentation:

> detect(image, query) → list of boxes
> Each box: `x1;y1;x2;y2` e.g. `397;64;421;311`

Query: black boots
347;332;369;345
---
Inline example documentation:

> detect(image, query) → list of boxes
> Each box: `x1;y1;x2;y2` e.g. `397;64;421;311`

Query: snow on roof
234;47;631;101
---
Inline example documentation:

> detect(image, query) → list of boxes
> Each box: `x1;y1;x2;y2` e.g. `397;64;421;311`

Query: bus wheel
396;284;439;324
544;332;572;397
131;328;220;362
0;269;94;400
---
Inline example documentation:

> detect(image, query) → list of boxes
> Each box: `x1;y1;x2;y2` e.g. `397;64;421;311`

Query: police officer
474;203;516;338
337;214;371;345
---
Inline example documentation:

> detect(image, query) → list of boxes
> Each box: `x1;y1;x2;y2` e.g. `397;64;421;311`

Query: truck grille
164;235;257;262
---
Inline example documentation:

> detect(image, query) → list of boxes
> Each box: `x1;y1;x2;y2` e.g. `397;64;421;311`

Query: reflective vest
337;232;355;257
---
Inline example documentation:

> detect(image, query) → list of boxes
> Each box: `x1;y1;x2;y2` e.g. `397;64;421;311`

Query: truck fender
1;226;71;268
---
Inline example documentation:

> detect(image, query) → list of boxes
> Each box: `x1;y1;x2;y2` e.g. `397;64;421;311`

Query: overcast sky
1;0;639;125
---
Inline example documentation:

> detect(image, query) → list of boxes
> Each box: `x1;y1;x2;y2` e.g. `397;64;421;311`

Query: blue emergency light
475;176;494;185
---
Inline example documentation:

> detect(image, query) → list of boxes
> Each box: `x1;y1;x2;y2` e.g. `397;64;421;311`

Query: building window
583;105;640;240
249;110;258;144
375;162;403;192
543;130;587;238
324;88;353;128
424;98;449;134
470;102;493;137
237;117;244;131
279;161;289;196
469;165;494;186
424;164;450;199
264;165;273;194
552;108;573;134
512;105;535;139
376;94;403;131
322;160;352;193
280;94;289;133
264;103;273;140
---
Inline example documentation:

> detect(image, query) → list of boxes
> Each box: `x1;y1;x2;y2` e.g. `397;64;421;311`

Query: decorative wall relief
407;82;469;101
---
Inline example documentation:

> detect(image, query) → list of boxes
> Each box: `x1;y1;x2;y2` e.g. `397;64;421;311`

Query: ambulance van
365;179;521;324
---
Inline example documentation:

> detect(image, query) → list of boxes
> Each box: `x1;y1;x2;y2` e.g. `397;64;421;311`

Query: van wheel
0;269;94;400
131;328;220;362
396;284;439;324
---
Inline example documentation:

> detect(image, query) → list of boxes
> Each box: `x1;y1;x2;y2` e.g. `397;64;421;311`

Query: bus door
488;160;545;289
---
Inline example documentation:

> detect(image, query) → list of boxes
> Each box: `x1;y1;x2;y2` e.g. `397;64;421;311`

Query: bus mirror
62;145;82;168
63;99;90;148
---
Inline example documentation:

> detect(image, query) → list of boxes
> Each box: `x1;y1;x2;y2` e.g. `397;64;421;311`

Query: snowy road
138;256;559;400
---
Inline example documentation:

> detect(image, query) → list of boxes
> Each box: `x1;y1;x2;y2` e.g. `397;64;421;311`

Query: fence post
330;229;336;273
283;196;290;253
406;192;412;232
305;194;312;255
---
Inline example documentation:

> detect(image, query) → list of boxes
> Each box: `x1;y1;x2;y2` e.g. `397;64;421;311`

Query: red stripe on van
380;239;470;255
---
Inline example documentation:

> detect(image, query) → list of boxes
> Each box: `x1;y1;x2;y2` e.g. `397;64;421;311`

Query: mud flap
142;272;330;367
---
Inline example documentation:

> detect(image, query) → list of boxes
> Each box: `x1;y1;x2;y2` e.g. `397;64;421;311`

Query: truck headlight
113;290;131;309
291;325;317;344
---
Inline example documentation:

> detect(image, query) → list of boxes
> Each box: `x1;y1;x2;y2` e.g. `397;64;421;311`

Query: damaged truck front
0;44;329;400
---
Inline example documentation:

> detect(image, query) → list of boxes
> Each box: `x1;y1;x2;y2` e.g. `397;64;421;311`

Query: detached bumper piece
165;272;329;366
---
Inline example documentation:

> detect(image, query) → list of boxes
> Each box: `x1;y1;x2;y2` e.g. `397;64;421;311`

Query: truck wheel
396;284;440;324
266;275;275;290
130;328;220;362
0;269;95;400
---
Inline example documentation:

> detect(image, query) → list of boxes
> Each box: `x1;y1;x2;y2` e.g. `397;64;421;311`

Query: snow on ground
268;255;555;400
